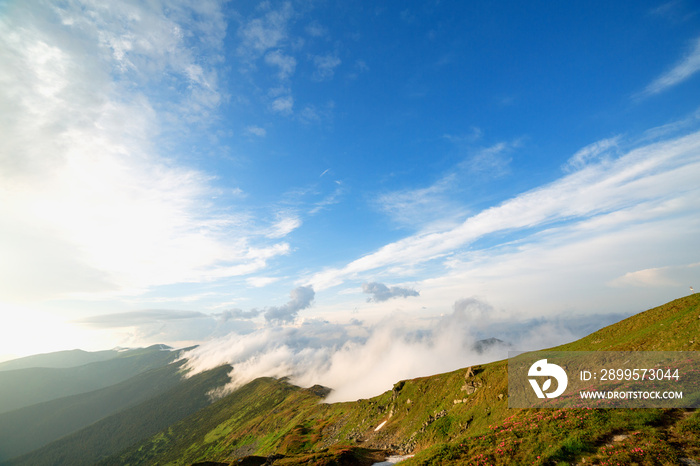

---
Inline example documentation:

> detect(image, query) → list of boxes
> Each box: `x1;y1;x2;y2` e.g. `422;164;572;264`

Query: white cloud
232;3;341;119
246;276;281;288
641;107;700;141
246;126;267;137
298;100;335;125
308;184;344;215
271;95;294;114
460;141;516;176
563;136;621;172
267;214;302;238
237;2;293;57
376;178;460;229
641;36;700;96
312;54;341;81
60;0;225;120
181;297;602;402
299;105;321;123
0;1;290;301
307;129;700;290
265;49;297;79
233;2;313;120
416;204;700;321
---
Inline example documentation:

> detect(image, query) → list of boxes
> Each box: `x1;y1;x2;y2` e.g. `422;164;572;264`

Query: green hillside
99;294;700;465
2;365;232;466
0;345;179;414
557;295;699;352
0;359;187;461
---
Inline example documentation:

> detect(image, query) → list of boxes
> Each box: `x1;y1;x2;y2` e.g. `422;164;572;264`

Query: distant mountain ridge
0;359;187;461
4;365;232;466
0;348;123;371
0;345;177;414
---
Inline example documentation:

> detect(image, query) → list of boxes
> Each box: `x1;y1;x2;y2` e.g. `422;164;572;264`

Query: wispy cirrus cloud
374;140;517;230
640;35;700;97
309;182;345;215
649;1;697;23
266;214;302;239
563;136;621;172
459;140;517;176
307;129;700;290
375;177;464;229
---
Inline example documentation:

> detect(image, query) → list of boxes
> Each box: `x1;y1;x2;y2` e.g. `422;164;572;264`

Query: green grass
402;408;690;465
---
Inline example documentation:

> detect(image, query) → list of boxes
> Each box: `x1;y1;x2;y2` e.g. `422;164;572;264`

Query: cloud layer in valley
180;295;630;402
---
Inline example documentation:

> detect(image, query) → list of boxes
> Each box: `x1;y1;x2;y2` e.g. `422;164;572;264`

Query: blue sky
1;0;700;383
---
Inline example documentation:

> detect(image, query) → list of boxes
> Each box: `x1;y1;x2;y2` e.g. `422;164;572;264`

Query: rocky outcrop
419;409;448;433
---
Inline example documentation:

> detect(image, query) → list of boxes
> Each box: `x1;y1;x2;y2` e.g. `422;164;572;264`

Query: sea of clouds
179;289;622;402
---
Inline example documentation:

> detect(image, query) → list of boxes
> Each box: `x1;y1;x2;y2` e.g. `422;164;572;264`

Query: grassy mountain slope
0;348;122;372
2;364;232;466
557;295;699;352
99;377;333;466
0;359;188;461
104;294;699;465
0;345;179;414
